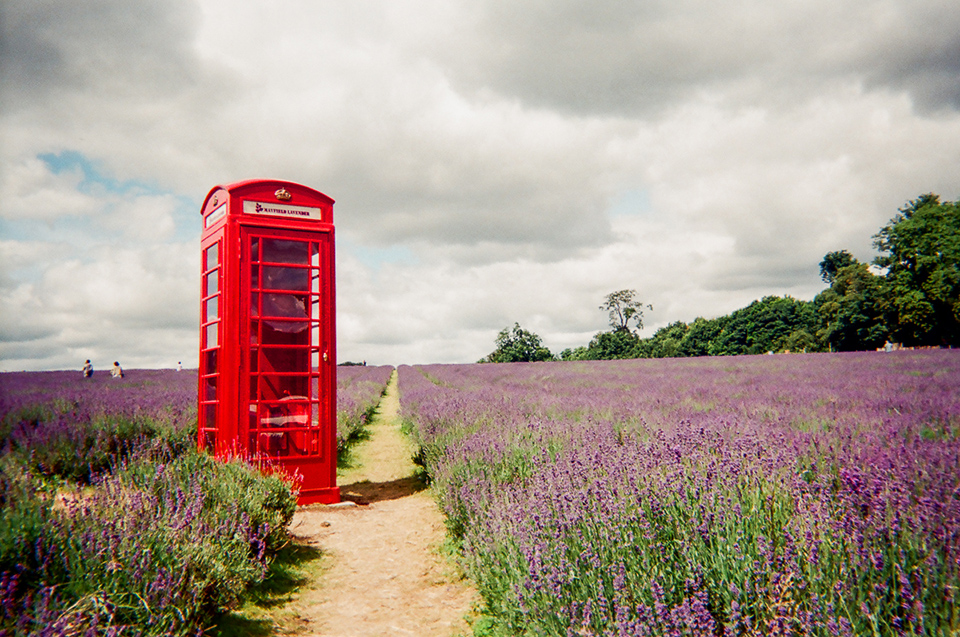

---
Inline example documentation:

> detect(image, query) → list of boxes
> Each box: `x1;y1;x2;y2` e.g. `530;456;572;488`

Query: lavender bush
0;370;299;635
398;351;960;636
0;365;392;635
0;370;197;429
0;452;294;635
1;370;197;482
1;366;395;479
336;365;394;454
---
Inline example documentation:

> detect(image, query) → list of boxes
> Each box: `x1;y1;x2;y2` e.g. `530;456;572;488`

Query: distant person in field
111;361;124;378
83;360;93;378
177;361;183;371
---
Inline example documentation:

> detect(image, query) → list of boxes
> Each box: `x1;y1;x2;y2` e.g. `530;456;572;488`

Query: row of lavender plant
0;370;198;482
0;365;394;634
0;366;396;478
1;450;295;635
398;351;960;636
335;365;394;453
0;370;197;430
0;370;297;635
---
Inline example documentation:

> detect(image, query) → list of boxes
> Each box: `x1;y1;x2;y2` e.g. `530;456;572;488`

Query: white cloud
103;194;179;241
0;243;199;371
1;0;959;370
0;158;101;220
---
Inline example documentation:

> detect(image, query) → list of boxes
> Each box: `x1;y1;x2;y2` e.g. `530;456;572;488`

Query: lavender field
0;366;394;635
0;369;199;482
335;365;395;454
0;369;197;429
398;351;960;636
0;365;394;471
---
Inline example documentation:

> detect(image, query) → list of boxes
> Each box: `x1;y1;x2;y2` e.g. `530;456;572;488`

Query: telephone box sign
197;179;338;505
243;200;323;220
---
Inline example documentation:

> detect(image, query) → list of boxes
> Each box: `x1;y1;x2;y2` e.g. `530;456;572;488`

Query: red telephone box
198;179;339;505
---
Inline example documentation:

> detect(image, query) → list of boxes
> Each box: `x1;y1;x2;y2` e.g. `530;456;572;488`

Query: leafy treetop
873;193;960;346
481;323;555;363
600;289;652;333
819;250;857;284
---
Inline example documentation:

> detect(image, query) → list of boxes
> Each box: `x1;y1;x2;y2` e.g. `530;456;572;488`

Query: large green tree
708;296;819;356
814;260;888;351
481;323;555;363
676;316;728;357
640;321;690;358
583;329;644;360
559;346;589;361
568;290;653;360
873;194;960;346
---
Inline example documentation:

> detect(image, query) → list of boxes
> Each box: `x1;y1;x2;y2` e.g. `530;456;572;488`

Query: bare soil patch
284;372;477;636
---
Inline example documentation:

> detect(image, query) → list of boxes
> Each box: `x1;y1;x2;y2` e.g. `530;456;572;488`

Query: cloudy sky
2;0;959;371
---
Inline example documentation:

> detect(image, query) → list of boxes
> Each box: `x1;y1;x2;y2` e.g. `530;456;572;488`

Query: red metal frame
198;179;338;505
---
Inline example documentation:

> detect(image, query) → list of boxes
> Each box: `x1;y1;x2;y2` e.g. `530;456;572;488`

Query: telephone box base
297;486;341;506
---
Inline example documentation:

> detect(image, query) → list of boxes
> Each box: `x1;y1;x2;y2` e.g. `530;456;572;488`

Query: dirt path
287;372;477;637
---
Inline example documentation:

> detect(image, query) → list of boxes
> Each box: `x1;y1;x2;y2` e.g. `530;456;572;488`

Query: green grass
210;542;324;636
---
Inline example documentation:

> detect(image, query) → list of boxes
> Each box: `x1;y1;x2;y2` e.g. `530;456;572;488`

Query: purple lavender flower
399;351;960;635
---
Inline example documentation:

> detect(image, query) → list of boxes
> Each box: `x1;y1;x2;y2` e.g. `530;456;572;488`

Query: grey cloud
0;0;203;111
337;192;613;255
424;0;960;115
0;315;56;344
870;46;960;112
96;326;196;368
852;1;960;111
0;339;69;371
324;131;621;257
1;238;199;370
705;258;820;293
0;0;236;197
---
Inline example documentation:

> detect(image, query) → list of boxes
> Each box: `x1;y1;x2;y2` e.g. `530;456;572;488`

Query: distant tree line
481;193;959;363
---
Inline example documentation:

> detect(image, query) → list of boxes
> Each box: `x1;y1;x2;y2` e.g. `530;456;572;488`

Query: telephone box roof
200;179;335;215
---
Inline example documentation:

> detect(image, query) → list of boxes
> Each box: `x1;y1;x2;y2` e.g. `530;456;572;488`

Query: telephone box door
242;228;335;471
